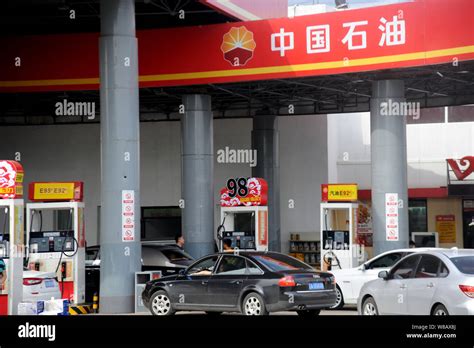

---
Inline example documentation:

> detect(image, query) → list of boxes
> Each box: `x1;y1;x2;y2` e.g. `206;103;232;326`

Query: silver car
358;249;474;315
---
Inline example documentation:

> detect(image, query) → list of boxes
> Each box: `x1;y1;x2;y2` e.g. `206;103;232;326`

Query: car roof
422;248;474;258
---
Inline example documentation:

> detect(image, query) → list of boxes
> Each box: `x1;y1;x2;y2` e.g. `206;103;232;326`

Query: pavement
123;308;358;316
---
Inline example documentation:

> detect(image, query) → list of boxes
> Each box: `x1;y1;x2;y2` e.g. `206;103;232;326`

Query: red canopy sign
0;0;473;92
220;177;268;207
0;160;24;199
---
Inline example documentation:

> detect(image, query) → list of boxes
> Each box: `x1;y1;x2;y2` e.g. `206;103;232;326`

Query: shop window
141;206;181;241
409;199;428;234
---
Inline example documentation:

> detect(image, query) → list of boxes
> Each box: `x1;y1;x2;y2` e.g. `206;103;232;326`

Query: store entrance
462;200;474;249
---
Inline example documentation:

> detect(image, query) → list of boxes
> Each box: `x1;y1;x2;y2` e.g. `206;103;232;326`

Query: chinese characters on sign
321;184;358;202
385;193;399;241
271;13;406;57
122;190;135;242
436;215;456;244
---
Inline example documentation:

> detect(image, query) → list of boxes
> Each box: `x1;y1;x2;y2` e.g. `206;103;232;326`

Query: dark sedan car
142;251;336;316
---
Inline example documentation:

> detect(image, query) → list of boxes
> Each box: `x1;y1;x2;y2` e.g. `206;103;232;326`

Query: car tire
242;292;268;316
149;290;176;316
296;309;321;317
361;297;379;316
432;304;449;316
329;285;344;310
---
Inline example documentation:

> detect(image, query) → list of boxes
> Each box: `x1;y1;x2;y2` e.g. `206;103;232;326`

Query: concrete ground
124;308;358;316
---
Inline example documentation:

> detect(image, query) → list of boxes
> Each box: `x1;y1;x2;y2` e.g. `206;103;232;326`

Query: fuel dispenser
218;177;268;251
26;182;85;304
0;160;24;315
320;184;361;271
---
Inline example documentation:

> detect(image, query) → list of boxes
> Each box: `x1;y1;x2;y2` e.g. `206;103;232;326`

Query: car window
160;248;193;262
253;253;312;272
368;252;403;269
246;259;264;275
439;261;449;277
450;256;474;275
415;255;440;278
142;246;166;266
391;255;420;279
187;256;219;276
216;255;247;275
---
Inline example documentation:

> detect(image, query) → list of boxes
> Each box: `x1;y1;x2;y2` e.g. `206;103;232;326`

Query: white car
358;249;474;315
329;248;439;309
23;270;61;302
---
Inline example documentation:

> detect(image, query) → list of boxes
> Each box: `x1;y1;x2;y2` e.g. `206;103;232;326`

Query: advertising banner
321;183;358;202
436;215;456;244
1;0;473;92
220;177;268;207
0;160;23;199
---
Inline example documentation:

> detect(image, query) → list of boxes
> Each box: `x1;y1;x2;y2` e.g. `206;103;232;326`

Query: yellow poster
436;215;456;244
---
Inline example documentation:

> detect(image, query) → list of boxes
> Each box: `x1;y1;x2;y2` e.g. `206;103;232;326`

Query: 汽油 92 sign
220;177;268;207
0;160;24;199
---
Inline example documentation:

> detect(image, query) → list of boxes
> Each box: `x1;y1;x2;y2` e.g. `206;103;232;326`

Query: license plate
44;279;55;288
308;282;324;290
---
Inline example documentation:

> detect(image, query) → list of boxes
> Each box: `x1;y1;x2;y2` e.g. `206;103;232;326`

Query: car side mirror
179;268;186;275
361;263;368;271
378;271;389;280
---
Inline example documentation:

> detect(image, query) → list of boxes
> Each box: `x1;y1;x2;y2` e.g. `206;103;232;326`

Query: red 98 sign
220;177;268;207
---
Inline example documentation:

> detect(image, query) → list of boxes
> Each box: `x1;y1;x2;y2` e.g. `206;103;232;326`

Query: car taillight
23;278;43;286
278;275;296;287
459;285;474;298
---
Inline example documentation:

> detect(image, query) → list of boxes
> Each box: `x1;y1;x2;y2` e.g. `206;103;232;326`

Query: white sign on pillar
122;190;135;242
385;193;399;241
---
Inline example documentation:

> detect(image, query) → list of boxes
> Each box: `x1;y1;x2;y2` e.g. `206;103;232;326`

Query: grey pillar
99;0;141;313
371;80;409;255
181;95;214;258
252;112;281;251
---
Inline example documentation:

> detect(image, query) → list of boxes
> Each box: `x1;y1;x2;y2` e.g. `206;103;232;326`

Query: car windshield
161;248;193;262
450;256;474;275
253;254;312;272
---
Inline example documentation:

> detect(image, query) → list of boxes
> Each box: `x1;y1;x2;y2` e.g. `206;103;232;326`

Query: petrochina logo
221;26;256;67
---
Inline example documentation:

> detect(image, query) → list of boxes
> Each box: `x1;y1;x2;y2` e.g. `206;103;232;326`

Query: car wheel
296;309;320;317
362;297;379;316
150;290;175;316
329;285;344;310
242;292;268;316
432;304;449;316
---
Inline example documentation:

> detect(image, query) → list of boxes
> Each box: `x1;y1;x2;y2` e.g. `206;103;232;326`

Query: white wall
327;112;474;187
0;115;328;250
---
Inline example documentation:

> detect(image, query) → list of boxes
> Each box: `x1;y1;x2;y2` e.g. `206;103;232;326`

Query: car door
207;255;247;309
350;252;405;302
377;255;420;314
171;255;219;309
407;254;442;315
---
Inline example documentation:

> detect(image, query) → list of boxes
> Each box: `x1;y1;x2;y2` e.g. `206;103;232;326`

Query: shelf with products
289;240;320;253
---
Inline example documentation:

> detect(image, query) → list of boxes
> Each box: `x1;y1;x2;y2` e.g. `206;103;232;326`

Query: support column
99;0;141;313
371;80;409;255
252;112;281;251
181;95;214;258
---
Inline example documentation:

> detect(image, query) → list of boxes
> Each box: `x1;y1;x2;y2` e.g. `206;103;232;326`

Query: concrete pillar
99;0;141;313
252;112;281;251
371;80;409;255
181;95;214;258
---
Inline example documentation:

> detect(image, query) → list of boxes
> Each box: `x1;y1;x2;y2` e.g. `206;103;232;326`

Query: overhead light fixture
335;0;348;9
470;220;474;227
457;70;469;74
436;71;444;77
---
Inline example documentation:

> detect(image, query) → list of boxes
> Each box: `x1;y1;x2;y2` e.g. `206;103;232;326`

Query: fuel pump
320;184;361;271
26;182;85;304
218;177;268;251
0;160;24;315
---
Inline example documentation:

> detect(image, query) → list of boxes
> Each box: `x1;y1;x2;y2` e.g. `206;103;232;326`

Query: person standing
175;234;185;250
